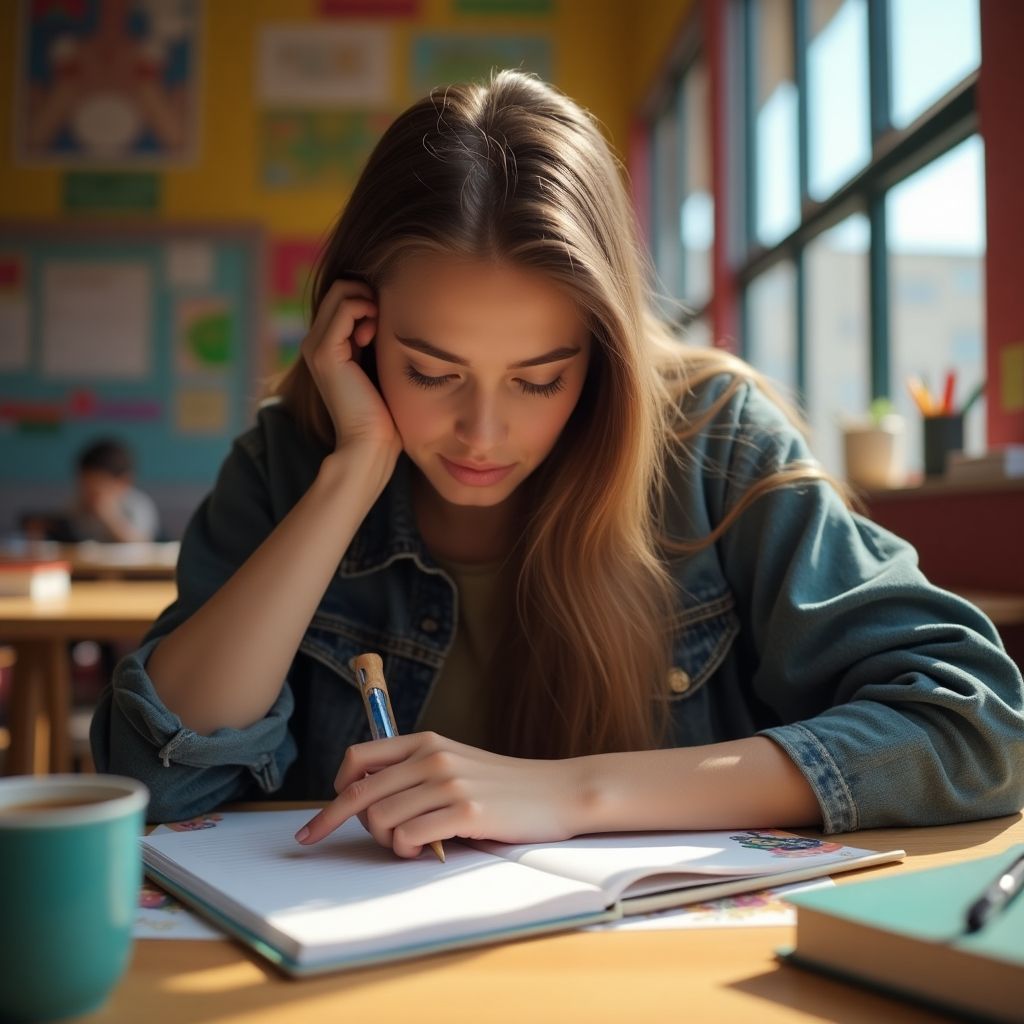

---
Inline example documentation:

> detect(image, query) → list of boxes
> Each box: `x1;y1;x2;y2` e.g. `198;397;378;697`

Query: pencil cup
0;774;148;1022
922;413;964;477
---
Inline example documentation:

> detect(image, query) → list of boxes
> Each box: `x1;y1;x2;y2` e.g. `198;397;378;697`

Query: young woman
92;71;1023;854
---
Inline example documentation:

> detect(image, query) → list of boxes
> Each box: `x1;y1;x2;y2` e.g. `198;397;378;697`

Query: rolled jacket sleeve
90;421;301;822
716;383;1024;832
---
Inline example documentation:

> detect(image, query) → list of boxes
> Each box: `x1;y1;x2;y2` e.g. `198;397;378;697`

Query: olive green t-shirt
415;556;508;748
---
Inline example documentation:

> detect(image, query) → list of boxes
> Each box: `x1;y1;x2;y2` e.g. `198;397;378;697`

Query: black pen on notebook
353;652;445;863
965;849;1024;933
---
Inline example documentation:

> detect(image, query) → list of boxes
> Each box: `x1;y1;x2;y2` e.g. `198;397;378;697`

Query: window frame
737;0;981;408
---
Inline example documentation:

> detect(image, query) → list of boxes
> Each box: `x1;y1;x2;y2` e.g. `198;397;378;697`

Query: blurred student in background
69;438;159;543
21;438;159;543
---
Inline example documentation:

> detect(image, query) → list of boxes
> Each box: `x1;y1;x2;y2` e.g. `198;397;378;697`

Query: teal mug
0;774;149;1022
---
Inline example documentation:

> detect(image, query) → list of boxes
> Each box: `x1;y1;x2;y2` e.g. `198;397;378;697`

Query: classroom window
888;135;986;474
805;214;871;475
733;0;982;478
650;48;714;323
889;0;980;129
806;0;870;201
751;0;799;247
745;261;798;396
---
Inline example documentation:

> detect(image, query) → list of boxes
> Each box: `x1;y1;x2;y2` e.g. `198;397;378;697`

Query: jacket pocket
661;589;740;702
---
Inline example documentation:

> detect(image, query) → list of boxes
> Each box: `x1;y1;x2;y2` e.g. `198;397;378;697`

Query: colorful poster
261;110;393;189
63;172;161;213
1001;343;1024;413
41;261;151;379
411;34;553;93
175;388;228;434
269;239;321;370
259;25;392;108
0;255;30;372
175;296;233;375
18;0;202;166
166;241;216;290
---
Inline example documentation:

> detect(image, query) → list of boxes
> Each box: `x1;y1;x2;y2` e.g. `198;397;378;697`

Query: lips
439;455;516;487
446;458;511;472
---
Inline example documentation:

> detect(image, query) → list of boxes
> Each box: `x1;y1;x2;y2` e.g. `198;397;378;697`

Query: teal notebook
781;845;1024;1024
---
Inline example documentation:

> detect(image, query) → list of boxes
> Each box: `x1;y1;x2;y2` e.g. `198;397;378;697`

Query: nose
453;386;508;453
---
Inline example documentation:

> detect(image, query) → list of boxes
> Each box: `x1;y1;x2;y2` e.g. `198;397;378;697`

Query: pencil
960;379;986;416
941;370;956;415
353;653;446;863
906;375;935;417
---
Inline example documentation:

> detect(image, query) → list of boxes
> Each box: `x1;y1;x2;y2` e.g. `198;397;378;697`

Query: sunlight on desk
162;963;256;996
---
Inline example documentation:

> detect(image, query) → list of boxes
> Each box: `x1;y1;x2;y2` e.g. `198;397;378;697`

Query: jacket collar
338;454;429;577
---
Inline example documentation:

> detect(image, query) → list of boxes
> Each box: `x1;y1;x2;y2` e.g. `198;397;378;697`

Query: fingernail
295;826;310;843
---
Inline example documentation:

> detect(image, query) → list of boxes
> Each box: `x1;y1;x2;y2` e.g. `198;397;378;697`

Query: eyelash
403;365;567;398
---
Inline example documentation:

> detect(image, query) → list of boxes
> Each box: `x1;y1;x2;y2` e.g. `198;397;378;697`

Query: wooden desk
0;580;176;775
0;540;179;580
88;805;1023;1024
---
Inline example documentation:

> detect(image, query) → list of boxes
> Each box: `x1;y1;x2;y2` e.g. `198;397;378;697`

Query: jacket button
420;617;439;634
667;668;691;694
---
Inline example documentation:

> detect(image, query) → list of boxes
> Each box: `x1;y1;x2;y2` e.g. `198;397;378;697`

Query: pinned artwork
18;0;202;165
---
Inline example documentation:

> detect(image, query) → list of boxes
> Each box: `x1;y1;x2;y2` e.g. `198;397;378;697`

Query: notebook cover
778;845;1024;1024
143;863;619;978
783;844;1024;964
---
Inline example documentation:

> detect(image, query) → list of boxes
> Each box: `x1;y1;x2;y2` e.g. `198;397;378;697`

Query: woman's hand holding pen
294;732;590;857
302;279;402;464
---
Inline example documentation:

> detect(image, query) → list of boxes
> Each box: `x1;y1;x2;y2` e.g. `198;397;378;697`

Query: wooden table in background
0;580;176;775
87;804;1023;1024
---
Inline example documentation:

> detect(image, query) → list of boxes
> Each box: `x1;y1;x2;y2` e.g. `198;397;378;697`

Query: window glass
684;314;712;348
680;58;713;308
754;0;799;246
652;94;681;314
805;215;871;475
745;261;798;396
807;0;870;200
888;135;986;474
890;0;980;129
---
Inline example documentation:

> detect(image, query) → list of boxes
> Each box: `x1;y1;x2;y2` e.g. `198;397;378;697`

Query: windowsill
856;475;1024;500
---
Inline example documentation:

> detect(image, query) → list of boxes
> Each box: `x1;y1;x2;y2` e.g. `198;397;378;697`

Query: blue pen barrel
366;687;397;740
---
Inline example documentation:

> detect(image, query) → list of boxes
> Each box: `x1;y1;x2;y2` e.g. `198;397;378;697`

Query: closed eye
403;365;567;398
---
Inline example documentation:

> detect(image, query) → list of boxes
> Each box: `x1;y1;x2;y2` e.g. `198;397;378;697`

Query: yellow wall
626;0;694;108
0;0;692;230
0;0;690;233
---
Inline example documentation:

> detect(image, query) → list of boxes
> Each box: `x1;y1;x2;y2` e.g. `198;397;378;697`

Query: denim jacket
91;375;1024;829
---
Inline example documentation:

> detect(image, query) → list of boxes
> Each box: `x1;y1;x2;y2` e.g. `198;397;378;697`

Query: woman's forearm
148;446;391;736
571;737;822;834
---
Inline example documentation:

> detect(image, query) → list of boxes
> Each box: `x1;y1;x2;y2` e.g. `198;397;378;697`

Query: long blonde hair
275;70;840;759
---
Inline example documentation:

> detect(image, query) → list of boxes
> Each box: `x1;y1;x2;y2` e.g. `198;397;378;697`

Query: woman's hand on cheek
293;732;589;858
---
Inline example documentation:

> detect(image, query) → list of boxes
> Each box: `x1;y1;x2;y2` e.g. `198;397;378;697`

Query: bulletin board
0;223;266;487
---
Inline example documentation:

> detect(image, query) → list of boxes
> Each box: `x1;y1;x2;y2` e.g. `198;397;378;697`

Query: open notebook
140;810;904;976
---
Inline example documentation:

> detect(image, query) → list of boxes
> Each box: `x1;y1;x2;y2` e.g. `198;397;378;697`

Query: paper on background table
583;878;835;931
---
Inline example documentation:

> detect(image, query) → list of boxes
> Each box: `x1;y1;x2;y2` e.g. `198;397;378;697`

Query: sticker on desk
135;822;222;940
135;880;222;940
582;878;835;932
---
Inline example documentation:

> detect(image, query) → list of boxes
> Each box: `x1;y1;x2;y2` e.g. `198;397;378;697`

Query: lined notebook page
472;829;884;902
142;811;607;966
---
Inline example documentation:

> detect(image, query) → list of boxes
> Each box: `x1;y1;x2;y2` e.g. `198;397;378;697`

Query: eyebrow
395;334;582;369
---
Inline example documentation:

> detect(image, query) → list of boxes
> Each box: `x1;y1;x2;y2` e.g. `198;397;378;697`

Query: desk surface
87;805;1023;1024
0;579;176;639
